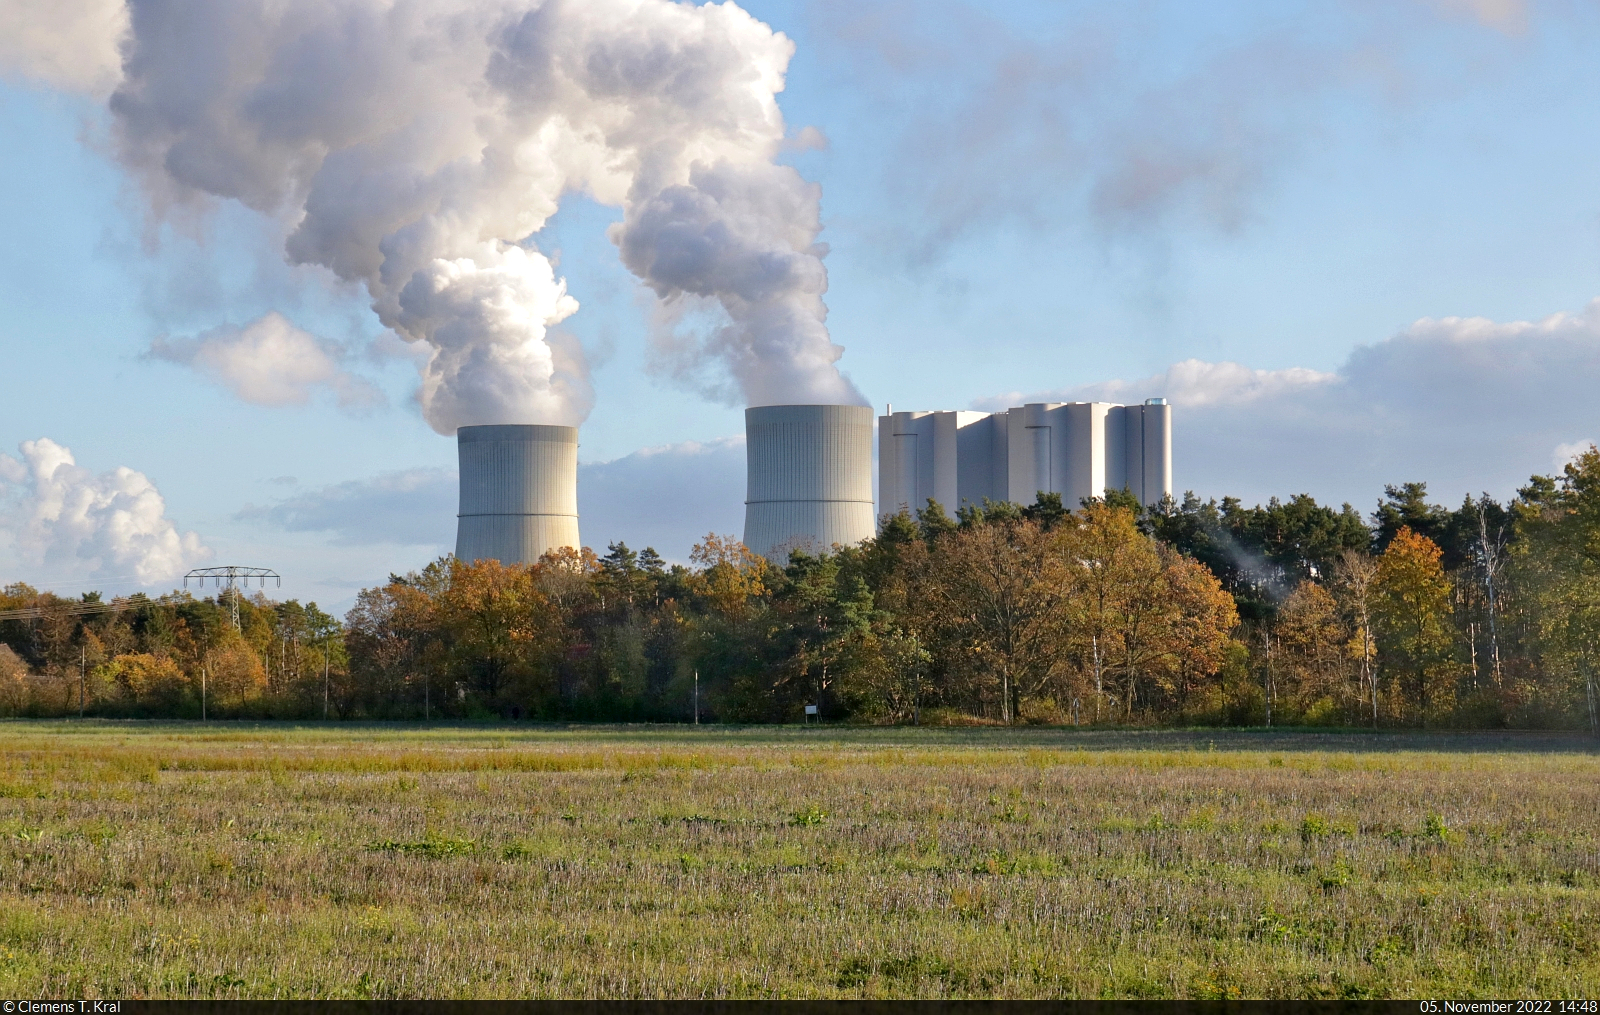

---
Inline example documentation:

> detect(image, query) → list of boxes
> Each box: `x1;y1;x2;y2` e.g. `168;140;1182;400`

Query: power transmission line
0;593;191;623
0;568;285;626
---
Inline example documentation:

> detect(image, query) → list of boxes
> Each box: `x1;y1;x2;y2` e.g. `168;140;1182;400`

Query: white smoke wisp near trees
10;0;864;432
0;439;210;585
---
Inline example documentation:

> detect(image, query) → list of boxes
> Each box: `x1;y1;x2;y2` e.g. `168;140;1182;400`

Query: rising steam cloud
3;0;863;432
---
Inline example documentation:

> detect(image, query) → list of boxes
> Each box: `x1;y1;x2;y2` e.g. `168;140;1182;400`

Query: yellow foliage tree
1275;580;1349;720
102;653;189;710
688;534;769;620
0;645;28;715
1157;548;1239;714
204;643;269;711
1056;505;1237;721
1374;527;1455;725
919;516;1059;723
439;557;560;702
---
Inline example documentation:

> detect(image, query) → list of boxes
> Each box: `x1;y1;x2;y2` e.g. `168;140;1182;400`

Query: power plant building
455;424;580;565
450;398;1163;566
744;404;876;561
879;399;1171;519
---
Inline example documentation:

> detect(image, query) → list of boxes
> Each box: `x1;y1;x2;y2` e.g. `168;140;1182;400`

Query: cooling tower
744;404;875;561
455;424;580;565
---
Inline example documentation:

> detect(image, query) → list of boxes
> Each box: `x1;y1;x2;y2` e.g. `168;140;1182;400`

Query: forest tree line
4;447;1600;729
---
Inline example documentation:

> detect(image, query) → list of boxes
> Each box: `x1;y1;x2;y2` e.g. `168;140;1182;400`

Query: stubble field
0;721;1597;999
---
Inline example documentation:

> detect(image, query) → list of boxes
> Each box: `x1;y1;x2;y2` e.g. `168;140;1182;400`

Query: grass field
1;721;1598;999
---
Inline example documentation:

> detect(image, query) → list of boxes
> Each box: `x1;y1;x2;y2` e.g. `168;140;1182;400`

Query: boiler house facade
879;399;1172;520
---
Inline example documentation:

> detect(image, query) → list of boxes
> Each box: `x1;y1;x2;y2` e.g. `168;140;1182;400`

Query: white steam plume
10;0;863;432
0;0;127;96
0;439;210;585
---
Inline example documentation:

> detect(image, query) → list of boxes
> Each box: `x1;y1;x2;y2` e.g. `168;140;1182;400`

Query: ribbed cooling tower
455;424;580;565
744;404;875;561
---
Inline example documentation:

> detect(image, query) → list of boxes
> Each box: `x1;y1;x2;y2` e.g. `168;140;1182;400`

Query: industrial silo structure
872;396;1172;517
878;408;1001;521
1120;397;1173;506
744;404;875;561
988;400;1176;509
455;424;580;565
1005;401;1117;509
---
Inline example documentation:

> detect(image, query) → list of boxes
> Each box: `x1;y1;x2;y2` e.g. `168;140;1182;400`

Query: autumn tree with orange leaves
1055;504;1236;722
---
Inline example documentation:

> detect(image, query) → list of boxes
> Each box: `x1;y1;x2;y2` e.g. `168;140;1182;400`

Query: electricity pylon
184;566;281;630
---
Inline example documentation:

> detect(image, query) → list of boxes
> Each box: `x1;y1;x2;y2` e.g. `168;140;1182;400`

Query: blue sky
3;0;1599;611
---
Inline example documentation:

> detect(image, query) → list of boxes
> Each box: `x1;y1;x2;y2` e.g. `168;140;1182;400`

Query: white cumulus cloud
0;438;210;586
1553;440;1595;471
980;359;1335;412
976;299;1600;508
147;312;383;410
